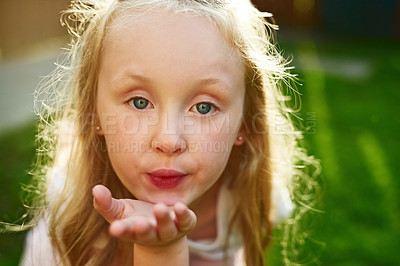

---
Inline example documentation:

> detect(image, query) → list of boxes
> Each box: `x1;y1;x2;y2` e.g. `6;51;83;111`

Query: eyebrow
195;78;234;99
111;74;151;88
196;78;232;90
110;74;151;95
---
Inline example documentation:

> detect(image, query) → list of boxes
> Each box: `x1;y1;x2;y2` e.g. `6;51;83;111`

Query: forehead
106;8;231;47
102;9;243;71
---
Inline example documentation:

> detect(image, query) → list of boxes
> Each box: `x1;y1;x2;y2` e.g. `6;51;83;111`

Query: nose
151;113;186;155
152;139;186;154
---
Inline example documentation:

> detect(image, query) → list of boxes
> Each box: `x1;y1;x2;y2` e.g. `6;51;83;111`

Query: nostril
151;140;186;154
179;142;187;152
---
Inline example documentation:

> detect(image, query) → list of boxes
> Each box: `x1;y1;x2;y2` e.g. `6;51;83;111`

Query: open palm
92;184;197;247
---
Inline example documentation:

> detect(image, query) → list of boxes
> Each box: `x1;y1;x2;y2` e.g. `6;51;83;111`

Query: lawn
0;122;36;265
267;36;400;265
1;37;399;265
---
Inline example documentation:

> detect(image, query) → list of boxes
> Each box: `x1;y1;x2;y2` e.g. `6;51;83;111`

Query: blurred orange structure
0;0;68;60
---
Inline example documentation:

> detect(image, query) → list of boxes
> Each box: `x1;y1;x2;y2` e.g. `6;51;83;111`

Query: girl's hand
92;184;197;247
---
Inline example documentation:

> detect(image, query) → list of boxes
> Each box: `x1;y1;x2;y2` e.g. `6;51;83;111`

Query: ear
96;125;104;136
234;130;245;146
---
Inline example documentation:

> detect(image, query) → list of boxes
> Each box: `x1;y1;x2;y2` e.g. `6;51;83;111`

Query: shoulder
20;218;61;266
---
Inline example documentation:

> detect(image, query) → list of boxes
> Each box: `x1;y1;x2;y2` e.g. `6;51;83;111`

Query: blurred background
0;0;399;265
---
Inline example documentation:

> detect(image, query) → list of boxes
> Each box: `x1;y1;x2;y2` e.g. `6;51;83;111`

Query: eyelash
126;96;219;115
191;101;218;115
127;97;153;110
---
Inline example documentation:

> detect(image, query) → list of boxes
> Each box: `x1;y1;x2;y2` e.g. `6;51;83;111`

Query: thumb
92;184;124;223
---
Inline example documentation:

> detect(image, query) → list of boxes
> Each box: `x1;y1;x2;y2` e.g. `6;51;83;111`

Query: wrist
135;236;188;253
133;237;189;265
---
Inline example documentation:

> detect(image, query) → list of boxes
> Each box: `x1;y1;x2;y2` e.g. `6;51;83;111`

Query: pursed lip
147;169;188;189
148;169;187;178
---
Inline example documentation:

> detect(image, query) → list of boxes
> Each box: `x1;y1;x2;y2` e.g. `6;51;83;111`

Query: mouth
147;169;188;189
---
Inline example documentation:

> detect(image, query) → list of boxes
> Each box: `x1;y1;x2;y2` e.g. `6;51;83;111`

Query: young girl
16;0;318;265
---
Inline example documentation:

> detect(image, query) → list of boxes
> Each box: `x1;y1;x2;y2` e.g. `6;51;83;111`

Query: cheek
197;113;242;166
103;134;130;169
117;113;140;134
190;121;235;167
101;127;143;178
100;111;154;145
117;112;160;136
191;136;232;188
207;114;241;144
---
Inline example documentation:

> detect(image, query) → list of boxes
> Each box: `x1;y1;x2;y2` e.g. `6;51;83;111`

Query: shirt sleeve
19;218;59;266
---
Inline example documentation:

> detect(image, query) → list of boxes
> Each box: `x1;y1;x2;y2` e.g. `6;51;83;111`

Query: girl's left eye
194;102;216;115
128;97;152;109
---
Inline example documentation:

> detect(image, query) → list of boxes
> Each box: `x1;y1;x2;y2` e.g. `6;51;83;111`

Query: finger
109;216;157;243
174;202;197;233
92;184;124;223
133;217;158;244
109;218;134;238
153;203;177;241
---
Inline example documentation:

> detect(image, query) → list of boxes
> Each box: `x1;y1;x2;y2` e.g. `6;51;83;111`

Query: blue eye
196;102;212;114
130;97;149;109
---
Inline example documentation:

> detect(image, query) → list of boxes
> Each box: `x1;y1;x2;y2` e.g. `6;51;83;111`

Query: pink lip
147;169;187;189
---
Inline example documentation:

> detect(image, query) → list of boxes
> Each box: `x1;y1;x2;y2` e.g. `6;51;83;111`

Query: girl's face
97;10;245;206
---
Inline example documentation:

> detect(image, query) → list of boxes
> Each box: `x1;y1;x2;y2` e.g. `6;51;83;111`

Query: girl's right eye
127;97;153;109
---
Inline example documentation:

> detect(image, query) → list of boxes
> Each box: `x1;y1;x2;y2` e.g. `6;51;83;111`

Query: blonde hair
19;0;320;265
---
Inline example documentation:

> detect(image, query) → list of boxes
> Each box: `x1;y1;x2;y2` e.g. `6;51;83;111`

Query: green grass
1;38;399;265
0;122;36;265
267;37;400;265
